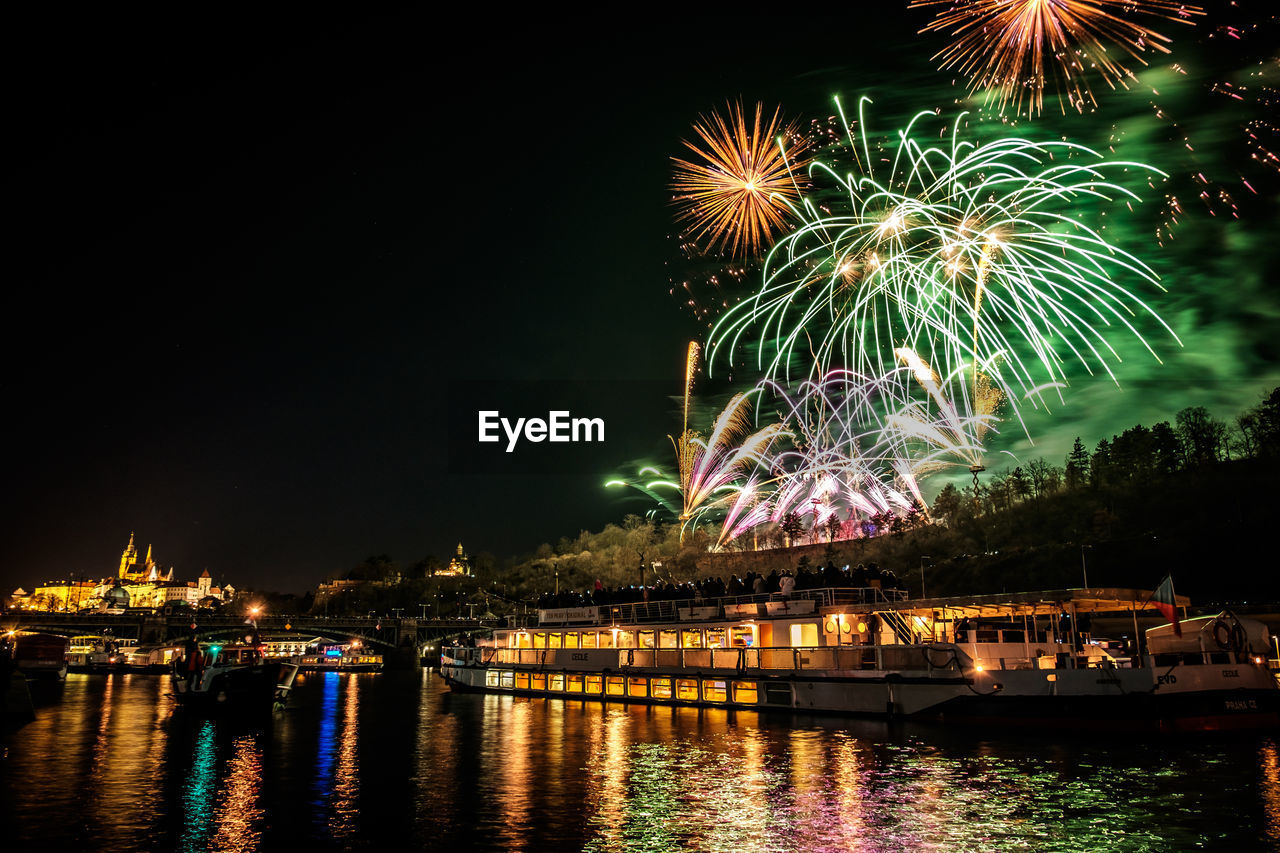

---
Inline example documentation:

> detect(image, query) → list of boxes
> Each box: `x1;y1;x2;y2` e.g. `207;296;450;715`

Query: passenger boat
7;631;69;680
439;586;1280;732
67;636;134;673
170;642;299;712
292;642;383;672
123;644;182;673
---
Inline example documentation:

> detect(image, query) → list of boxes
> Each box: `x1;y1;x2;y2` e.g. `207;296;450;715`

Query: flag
1153;575;1181;637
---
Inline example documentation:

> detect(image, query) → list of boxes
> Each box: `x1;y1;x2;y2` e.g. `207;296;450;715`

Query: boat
292;641;383;672
123;643;183;673
68;636;135;673
170;642;298;712
439;585;1280;732
7;631;69;680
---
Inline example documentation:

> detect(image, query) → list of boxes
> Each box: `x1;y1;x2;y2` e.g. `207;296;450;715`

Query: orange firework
910;0;1203;116
671;101;810;258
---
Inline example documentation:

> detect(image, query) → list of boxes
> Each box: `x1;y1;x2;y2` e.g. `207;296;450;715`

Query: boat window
548;633;562;649
616;630;634;649
789;623;819;648
563;633;579;649
566;674;584;693
627;677;648;698
500;671;515;689
732;681;758;704
580;632;597;649
598;631;614;649
584;674;603;694
703;680;727;702
531;673;547;691
706;628;727;648
681;629;703;648
730;626;756;648
659;630;678;649
533;632;547;649
605;676;625;696
638;631;656;649
651;677;673;699
676;679;699;701
486;670;501;688
514;672;530;690
548;674;564;691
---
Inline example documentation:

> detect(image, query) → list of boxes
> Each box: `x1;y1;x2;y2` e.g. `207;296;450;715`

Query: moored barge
440;586;1280;732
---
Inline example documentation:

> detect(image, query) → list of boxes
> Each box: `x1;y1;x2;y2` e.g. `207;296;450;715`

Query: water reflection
4;673;1279;851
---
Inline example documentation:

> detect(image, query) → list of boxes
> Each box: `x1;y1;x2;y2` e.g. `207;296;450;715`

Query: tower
118;532;138;579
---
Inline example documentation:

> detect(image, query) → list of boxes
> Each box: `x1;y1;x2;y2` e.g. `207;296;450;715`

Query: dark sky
6;7;1276;595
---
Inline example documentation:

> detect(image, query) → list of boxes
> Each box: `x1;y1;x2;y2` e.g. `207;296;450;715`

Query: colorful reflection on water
2;671;1278;851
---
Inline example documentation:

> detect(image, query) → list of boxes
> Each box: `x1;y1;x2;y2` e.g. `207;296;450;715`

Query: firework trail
708;97;1178;434
911;0;1204;117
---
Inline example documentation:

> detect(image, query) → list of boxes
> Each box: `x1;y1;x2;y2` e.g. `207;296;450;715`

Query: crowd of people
536;562;906;610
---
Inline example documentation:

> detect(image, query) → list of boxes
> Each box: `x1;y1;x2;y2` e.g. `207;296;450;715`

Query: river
1;670;1278;851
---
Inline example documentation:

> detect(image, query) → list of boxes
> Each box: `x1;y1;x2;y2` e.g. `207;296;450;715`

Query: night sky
6;7;1277;595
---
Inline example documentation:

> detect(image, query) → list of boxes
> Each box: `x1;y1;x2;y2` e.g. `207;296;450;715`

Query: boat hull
172;663;298;714
439;659;1280;733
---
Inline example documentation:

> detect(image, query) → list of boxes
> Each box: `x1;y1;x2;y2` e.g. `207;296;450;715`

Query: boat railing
537;586;906;626
474;643;975;673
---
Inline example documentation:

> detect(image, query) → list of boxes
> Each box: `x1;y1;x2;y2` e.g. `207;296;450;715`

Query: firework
671;101;811;258
910;0;1203;117
708;98;1178;434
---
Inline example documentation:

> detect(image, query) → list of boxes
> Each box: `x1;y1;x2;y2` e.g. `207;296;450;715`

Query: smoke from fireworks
910;0;1203;117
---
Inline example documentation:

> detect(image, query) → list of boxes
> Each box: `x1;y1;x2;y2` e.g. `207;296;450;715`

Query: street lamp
418;603;428;619
919;556;932;600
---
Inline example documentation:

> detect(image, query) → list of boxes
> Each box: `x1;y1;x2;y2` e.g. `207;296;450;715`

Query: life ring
1212;620;1246;652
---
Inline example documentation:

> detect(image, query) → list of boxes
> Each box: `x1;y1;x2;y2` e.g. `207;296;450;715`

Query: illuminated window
500;671;514;689
548;674;564;691
790;623;819;648
627;677;648;697
676;679;699;701
616;630;635;649
566;674;584;693
598;631;614;649
563;633;579;649
638;631;656;649
732;681;758;704
533;633;547;649
706;628;727;648
580;632;597;649
703;680;727;702
585;674;603;694
682;629;704;648
659;630;679;649
651;677;673;699
531;673;547;691
514;672;530;690
605;676;625;696
730;626;756;648
486;670;501;688
548;633;562;649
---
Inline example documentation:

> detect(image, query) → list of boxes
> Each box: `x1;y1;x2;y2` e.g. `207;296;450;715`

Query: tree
931;483;962;524
1091;438;1112;488
1151;421;1182;474
825;513;842;543
1176;406;1223;466
780;512;805;547
1065;438;1090;489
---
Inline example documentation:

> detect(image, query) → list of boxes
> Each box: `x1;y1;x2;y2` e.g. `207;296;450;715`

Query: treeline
931;388;1279;523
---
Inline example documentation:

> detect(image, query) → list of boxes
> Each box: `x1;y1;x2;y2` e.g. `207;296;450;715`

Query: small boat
440;586;1280;733
123;644;183;673
292;641;383;672
8;631;69;680
171;642;298;712
68;636;135;673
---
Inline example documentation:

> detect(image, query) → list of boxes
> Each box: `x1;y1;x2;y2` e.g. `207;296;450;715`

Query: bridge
4;611;499;654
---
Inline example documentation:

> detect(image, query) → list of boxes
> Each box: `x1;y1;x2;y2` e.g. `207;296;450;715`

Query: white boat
440;586;1280;733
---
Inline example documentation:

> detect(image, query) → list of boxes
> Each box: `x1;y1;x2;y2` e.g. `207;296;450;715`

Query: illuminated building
436;543;473;577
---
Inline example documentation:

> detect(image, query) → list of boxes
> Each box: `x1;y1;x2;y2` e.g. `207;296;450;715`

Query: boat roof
871;588;1191;617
